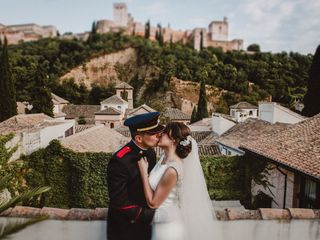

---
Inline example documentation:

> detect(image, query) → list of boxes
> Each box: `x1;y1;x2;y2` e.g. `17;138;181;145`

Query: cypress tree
29;65;54;117
0;37;17;122
196;78;209;121
144;20;150;39
191;106;197;123
200;30;203;51
303;45;320;117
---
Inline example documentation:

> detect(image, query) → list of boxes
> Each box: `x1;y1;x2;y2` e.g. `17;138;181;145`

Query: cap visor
144;125;165;134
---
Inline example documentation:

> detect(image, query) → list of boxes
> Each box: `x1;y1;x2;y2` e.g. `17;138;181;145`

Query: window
64;127;74;137
249;110;253;116
110;123;114;128
300;177;320;209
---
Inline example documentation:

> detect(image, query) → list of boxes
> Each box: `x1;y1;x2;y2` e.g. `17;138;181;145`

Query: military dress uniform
107;112;164;240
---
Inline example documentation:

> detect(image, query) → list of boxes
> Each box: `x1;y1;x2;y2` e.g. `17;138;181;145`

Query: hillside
59;48;224;114
7;32;312;114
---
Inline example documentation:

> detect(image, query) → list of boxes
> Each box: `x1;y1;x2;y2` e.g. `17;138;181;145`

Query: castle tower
115;82;134;109
208;17;228;41
193;28;207;51
113;3;129;27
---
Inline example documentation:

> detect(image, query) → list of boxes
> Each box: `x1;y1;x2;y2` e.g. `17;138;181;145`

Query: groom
107;112;164;240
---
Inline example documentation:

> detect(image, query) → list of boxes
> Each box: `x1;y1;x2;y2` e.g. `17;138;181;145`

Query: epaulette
116;146;132;158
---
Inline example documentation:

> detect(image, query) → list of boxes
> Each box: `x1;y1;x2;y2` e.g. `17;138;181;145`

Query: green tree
191;106;197;123
0;38;17;122
196;72;209;121
144;20;150;39
29;65;54;117
303;45;320;116
247;44;261;52
200;30;204;51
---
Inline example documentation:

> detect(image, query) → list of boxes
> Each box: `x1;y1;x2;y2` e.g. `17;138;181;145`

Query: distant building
230;101;258;122
52;93;69;120
211;113;236;136
0;114;75;160
258;102;305;124
96;3;243;52
126;104;156;118
0;23;57;45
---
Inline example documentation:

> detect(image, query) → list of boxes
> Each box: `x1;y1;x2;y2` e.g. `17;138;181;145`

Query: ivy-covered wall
23;140;268;209
23;140;110;209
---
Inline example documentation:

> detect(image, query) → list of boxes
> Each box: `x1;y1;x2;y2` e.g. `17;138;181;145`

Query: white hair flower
179;135;192;146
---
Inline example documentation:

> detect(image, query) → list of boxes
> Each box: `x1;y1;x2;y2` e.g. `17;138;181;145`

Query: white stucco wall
212;114;236;135
259;103;304;124
230;109;258;122
39;120;75;148
100;102;128;114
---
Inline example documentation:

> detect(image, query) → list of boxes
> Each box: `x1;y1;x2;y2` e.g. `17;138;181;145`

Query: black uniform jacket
107;140;156;240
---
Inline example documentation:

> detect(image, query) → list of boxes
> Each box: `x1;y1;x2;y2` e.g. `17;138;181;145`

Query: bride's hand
137;157;149;176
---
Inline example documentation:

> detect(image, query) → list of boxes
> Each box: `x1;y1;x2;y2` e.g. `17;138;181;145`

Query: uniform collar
129;140;148;155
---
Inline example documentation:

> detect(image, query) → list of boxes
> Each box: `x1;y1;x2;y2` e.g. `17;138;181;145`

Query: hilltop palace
0;2;243;51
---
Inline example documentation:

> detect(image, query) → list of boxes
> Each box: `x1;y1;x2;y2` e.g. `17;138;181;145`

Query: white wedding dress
149;155;185;240
148;137;222;240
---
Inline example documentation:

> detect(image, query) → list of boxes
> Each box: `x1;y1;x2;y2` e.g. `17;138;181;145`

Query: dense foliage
23;140;109;208
7;32;313;114
303;45;320;117
22;140;271;209
0;38;17;122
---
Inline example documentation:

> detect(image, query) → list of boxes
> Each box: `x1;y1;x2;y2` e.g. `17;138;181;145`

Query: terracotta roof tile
165;108;191;121
61;125;129;153
100;95;127;105
115;82;134;89
230;101;258;109
216;118;289;150
95;107;122;115
241;115;320;180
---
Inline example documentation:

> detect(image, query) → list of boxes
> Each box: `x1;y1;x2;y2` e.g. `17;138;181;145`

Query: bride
137;122;221;240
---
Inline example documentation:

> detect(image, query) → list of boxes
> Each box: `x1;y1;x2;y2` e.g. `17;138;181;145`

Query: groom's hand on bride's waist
117;204;155;224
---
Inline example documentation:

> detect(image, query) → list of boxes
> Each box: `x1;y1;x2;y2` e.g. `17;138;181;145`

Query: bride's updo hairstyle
164;122;192;158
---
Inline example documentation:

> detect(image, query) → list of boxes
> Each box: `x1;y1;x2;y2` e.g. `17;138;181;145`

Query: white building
230;102;258;122
113;3;129;27
126;104;156;118
115;82;134;109
0;114;75;161
100;95;128;114
211;113;236;136
52;93;69;120
258;102;305;124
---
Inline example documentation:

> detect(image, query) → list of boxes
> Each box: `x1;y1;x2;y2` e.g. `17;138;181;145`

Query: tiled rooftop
230;102;258;109
100;95;127;105
62;105;100;123
241;115;320;180
60;125;129;153
216;118;289;150
115;82;133;89
95;107;122;115
0;114;57;134
51;93;69;104
164;108;191;121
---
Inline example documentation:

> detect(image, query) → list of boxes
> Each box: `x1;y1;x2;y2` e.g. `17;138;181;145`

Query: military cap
124;112;164;134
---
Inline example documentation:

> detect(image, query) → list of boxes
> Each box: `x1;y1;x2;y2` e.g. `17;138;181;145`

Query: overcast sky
0;0;319;54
